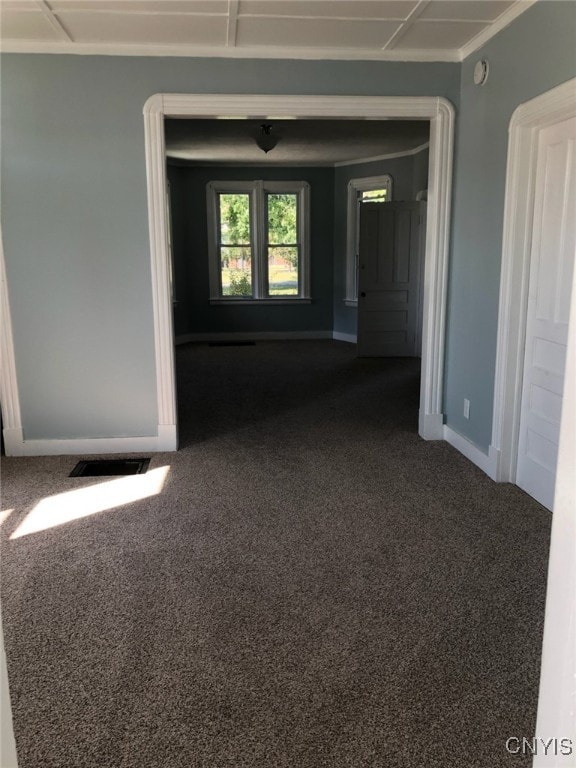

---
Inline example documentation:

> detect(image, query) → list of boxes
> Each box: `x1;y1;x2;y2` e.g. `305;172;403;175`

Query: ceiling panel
237;17;401;49
0;9;63;41
1;1;37;10
392;19;489;49
239;1;418;20
0;0;537;59
419;1;515;22
59;11;227;44
164;118;430;165
51;1;228;12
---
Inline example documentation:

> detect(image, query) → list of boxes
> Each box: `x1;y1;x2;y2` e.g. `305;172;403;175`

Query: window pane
219;194;251;245
361;188;388;203
268;246;298;296
267;193;297;244
221;246;252;297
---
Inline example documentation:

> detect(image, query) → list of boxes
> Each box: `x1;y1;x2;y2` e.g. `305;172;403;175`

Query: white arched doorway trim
143;93;455;451
489;78;576;482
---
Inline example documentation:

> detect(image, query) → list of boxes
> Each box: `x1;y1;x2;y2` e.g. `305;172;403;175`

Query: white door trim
0;228;24;452
489;78;576;481
0;224;176;456
143;93;455;443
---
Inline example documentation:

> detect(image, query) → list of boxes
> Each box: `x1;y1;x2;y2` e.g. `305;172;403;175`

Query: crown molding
166;142;430;168
334;141;430;167
459;0;538;61
0;40;460;62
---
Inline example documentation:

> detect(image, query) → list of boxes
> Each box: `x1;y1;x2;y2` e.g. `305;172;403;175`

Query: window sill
209;298;312;306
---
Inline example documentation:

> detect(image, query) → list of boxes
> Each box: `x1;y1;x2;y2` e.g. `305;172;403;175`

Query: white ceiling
165;118;430;165
0;0;537;61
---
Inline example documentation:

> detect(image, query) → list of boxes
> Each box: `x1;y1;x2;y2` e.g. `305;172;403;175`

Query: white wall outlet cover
474;60;489;86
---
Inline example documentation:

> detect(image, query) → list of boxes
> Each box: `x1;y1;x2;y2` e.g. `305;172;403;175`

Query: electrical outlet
463;398;470;420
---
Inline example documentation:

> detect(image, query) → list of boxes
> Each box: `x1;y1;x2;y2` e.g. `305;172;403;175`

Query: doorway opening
143;94;455;451
490;78;576;511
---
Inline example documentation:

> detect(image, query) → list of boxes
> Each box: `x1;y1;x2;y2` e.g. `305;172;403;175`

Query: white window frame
206;179;311;304
345;174;393;306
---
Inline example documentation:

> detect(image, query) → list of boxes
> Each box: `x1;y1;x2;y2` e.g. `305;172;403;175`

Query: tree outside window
207;181;310;302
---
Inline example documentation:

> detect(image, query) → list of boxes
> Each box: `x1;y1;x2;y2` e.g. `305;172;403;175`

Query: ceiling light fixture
256;123;279;153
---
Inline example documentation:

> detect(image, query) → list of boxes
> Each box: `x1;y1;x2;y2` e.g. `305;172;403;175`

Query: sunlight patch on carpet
10;466;170;539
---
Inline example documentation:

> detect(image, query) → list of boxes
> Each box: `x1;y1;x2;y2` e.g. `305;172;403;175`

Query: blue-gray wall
0;55;458;440
4;2;574;448
169;153;425;340
168;164;335;337
445;0;576;450
333;149;429;337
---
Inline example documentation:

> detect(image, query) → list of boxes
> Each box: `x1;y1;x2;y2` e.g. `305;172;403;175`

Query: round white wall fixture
474;60;489;86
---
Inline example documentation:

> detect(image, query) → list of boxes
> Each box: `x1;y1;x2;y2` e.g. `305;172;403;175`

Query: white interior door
357;201;423;357
516;115;576;510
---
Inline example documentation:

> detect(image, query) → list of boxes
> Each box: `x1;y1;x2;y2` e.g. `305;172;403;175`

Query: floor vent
69;458;151;477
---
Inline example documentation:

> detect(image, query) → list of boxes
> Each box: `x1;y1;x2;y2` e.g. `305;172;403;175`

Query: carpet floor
1;341;551;768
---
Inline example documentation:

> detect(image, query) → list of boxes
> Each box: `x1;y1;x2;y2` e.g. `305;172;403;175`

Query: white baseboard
332;332;357;343
419;412;444;440
175;331;332;344
2;428;24;456
3;424;177;457
443;425;497;479
487;444;504;481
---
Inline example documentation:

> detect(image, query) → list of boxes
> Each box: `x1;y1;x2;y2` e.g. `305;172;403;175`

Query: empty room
1;2;575;767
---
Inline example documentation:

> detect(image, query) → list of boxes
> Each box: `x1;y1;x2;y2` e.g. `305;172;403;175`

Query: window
359;188;390;204
207;180;310;303
345;175;393;304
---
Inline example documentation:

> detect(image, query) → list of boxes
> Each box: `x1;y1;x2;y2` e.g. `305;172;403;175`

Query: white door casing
0;227;23;451
142;93;454;444
490;77;576;486
357;201;423;357
415;204;427;357
516;116;576;510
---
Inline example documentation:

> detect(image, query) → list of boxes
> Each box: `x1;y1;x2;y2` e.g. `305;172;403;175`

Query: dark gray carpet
1;341;551;768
